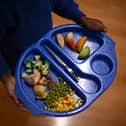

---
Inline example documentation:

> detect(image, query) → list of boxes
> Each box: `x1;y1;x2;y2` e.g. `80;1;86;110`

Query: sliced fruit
56;33;65;48
78;46;90;59
75;36;87;53
64;32;75;50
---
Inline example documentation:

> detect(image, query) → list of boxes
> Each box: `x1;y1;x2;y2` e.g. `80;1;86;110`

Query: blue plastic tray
15;24;117;117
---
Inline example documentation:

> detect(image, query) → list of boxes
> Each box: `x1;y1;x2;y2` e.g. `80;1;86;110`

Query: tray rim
15;24;117;116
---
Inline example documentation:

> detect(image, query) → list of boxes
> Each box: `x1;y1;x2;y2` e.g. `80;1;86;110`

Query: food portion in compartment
45;77;83;112
78;46;90;59
34;85;48;99
21;54;50;99
75;36;87;53
21;54;83;112
56;32;90;60
64;32;75;50
56;33;65;48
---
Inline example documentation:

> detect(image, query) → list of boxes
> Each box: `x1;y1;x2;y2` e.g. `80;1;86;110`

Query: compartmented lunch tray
15;24;117;117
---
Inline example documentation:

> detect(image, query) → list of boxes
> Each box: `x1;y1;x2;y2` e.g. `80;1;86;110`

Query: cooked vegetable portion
44;78;83;112
21;54;83;112
21;55;50;98
34;55;41;61
51;93;82;112
34;85;48;99
24;59;32;68
25;69;32;73
21;72;28;79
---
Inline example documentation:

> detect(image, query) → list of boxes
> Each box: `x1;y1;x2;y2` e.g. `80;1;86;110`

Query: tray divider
36;46;87;99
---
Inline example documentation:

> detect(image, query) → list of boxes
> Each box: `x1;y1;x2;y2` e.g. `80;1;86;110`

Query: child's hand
1;72;21;106
80;16;107;32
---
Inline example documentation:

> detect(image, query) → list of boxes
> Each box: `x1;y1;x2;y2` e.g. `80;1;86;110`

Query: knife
45;46;79;82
